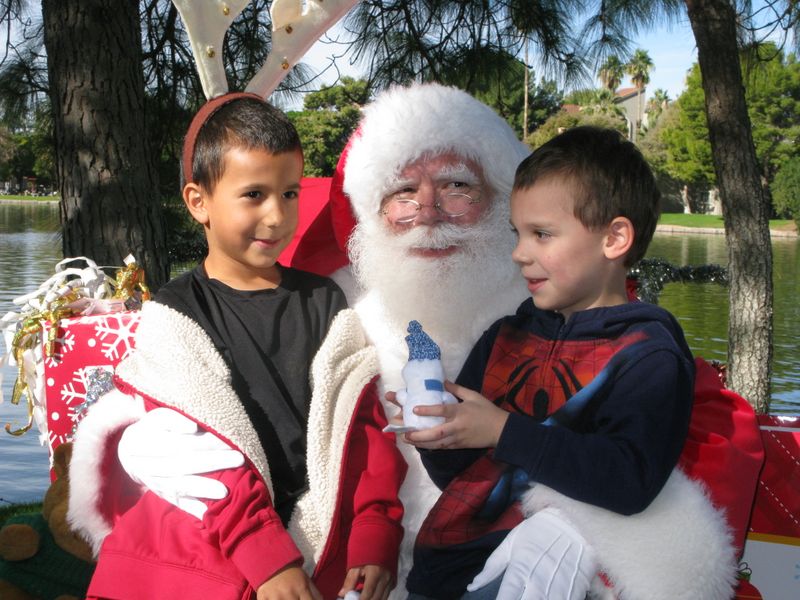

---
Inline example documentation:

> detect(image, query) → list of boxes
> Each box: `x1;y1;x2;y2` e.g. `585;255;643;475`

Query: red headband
181;91;264;185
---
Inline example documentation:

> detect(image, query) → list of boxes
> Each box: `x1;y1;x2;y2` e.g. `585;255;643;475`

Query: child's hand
383;390;404;427
256;564;322;600
339;564;393;600
384;390;401;409
403;381;509;450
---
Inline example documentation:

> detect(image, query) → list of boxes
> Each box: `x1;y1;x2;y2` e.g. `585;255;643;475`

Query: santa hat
342;83;530;225
280;139;356;276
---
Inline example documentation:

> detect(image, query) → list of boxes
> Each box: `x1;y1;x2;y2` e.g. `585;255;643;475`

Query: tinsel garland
629;257;728;305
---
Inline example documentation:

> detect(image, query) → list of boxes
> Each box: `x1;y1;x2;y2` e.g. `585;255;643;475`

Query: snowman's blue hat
405;320;441;361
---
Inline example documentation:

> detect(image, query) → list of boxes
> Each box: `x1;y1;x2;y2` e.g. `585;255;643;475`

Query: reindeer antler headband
174;0;360;183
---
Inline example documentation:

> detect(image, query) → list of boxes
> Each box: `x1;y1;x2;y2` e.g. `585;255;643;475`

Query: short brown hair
514;126;660;266
187;96;302;192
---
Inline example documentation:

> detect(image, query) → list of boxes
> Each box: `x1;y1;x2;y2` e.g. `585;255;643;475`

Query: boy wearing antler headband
68;2;405;598
69;93;405;600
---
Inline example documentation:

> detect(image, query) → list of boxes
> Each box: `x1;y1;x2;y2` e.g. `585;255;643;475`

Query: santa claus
328;82;530;594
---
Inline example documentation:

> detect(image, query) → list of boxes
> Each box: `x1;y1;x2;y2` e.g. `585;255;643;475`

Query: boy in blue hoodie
402;126;697;599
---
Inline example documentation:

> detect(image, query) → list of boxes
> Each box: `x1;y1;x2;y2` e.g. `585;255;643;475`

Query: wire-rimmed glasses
380;186;482;224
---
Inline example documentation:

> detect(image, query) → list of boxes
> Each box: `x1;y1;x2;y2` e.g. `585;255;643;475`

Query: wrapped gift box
42;311;140;465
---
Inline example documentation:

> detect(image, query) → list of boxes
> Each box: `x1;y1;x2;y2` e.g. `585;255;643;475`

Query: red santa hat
341;83;530;225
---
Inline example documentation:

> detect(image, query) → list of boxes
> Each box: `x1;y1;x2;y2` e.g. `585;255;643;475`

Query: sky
627;18;699;101
3;2;782;110
295;13;701;108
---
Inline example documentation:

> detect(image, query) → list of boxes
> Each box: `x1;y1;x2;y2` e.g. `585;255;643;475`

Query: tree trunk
42;0;169;290
523;38;529;140
685;0;773;413
708;187;722;216
681;184;692;214
635;87;643;142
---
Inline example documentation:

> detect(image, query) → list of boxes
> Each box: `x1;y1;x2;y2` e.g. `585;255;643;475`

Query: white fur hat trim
343;83;529;224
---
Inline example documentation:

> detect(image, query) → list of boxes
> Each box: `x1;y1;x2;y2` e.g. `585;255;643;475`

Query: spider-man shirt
407;299;695;598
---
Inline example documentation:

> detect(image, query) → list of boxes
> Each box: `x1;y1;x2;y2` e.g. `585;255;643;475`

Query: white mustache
395;224;474;250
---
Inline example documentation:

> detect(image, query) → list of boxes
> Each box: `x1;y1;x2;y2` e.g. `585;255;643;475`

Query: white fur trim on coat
343;83;530;225
288;308;380;572
521;468;738;600
115;301;272;493
67;388;145;556
67;301;273;555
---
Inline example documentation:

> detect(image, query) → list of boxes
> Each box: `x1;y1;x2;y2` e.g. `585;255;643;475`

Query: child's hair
187;96;302;192
514;126;660;266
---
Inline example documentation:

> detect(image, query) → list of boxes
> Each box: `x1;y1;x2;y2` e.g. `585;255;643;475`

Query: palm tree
627;49;654;89
646;88;670;127
598;55;625;92
567;88;624;118
651;88;670;109
626;48;654;137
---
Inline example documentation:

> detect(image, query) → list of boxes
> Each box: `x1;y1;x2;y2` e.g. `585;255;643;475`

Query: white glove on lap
118;407;245;519
467;507;597;600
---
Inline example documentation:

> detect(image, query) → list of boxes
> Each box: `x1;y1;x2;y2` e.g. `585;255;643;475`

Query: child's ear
183;183;210;226
604;216;634;261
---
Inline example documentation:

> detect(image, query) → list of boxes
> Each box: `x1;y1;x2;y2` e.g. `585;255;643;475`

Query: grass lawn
0;501;42;523
0;194;59;202
659;212;795;231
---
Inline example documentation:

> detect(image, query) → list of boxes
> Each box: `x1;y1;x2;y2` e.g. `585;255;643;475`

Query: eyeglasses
381;186;482;224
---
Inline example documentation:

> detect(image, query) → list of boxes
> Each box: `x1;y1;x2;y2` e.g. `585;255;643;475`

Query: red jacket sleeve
202;463;304;589
307;377;408;600
134;394;303;590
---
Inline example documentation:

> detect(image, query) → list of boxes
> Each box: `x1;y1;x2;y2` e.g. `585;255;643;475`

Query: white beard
344;201;528;597
348;200;525;349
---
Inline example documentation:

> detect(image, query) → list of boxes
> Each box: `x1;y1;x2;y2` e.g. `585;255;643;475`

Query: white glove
118;407;245;519
467;508;597;600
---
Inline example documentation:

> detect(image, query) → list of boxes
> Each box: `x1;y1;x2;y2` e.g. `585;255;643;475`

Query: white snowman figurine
387;320;458;432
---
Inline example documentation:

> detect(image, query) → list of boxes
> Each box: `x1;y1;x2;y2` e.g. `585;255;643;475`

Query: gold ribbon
5;259;150;436
113;260;151;303
5;292;81;436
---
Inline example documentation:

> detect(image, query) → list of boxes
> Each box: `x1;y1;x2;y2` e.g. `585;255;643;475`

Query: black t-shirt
155;263;347;523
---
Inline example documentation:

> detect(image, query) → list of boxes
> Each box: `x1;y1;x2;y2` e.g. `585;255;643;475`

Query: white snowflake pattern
94;313;138;361
44;327;76;368
59;365;113;428
48;427;69;453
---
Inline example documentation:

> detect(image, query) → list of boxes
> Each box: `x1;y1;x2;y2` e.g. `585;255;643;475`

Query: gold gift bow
4;259;150;436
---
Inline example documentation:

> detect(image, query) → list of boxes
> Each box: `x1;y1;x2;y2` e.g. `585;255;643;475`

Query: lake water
1;202;62;504
1;202;799;503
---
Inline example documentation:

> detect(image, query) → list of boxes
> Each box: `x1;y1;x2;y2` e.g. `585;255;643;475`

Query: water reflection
0;202;60;503
648;233;800;414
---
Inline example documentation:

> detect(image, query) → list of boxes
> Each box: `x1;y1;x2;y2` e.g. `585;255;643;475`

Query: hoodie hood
514;298;694;363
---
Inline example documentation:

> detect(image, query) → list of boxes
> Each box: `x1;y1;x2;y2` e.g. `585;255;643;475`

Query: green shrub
772;157;800;228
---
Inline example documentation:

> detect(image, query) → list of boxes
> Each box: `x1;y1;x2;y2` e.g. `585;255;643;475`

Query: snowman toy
386;320;458;432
